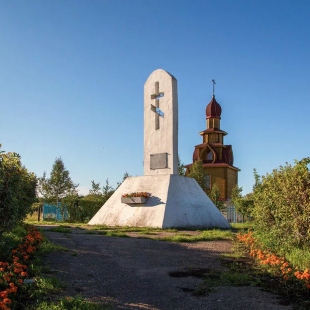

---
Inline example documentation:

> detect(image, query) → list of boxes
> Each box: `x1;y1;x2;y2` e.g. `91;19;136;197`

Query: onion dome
206;96;222;119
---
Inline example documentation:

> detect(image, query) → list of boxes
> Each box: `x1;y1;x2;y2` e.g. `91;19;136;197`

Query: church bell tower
186;81;239;201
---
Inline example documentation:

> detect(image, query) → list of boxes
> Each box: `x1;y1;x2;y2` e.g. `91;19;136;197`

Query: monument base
88;175;230;229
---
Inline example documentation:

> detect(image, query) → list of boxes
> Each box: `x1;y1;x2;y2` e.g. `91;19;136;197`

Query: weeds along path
38;226;292;310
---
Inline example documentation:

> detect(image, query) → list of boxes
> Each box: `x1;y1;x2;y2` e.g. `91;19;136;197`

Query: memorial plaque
150;153;168;169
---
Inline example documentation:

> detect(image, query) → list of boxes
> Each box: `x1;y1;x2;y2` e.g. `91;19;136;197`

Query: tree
209;184;225;210
89;180;101;196
231;185;254;219
0;145;37;233
187;160;208;191
102;178;114;201
39;158;78;216
178;155;186;176
116;172;131;188
253;168;261;190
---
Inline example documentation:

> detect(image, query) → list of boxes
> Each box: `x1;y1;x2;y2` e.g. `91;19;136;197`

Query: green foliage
101;178;114;200
61;178;114;223
0;225;27;260
208;184;225;210
231;185;254;219
187;160;209;191
253;168;261;190
178;155;186;176
89;180;101;195
284;247;310;270
88;178;114;200
0;145;37;234
39;158;78;204
65;195;104;222
116;172;131;188
39;158;78;218
252;158;310;251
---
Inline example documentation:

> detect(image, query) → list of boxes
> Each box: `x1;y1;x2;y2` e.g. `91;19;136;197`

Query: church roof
199;128;227;136
192;143;235;166
206;96;222;119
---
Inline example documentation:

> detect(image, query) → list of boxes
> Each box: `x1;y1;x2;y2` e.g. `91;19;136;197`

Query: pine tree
39;158;78;217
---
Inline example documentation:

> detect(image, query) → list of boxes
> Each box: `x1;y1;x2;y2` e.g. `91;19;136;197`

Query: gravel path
39;226;292;310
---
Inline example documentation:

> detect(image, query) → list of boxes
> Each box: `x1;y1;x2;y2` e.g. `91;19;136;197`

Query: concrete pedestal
88;175;230;229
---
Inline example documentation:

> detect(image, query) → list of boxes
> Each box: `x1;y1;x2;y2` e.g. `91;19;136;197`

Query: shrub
0;146;37;234
252;158;310;251
66;196;104;223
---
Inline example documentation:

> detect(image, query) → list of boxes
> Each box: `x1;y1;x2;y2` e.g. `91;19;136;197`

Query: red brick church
186;88;239;201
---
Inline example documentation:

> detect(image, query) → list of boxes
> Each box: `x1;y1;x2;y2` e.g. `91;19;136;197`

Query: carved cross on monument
150;81;164;130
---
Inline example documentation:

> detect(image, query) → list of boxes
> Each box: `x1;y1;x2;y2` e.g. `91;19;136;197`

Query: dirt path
39;226;291;310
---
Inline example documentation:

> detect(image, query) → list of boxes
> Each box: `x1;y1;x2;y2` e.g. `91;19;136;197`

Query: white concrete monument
144;69;178;175
88;69;230;228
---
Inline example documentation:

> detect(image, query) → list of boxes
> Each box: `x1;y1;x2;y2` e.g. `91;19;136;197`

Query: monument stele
89;69;230;228
144;69;178;175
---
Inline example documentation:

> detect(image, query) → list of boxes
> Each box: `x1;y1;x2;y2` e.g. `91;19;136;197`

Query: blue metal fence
43;204;69;221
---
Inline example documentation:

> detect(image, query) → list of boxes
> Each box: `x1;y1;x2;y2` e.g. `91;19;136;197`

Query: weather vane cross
212;79;216;97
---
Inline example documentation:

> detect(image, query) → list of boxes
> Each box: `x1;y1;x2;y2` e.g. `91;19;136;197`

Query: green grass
40;223;237;242
33;295;110;310
158;229;233;242
98;230;129;238
48;226;72;234
32;276;66;295
38;239;68;254
230;222;254;231
193;268;254;296
138;230;158;235
285;247;310;270
83;226;233;242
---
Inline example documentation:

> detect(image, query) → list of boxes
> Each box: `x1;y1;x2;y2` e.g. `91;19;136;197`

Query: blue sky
1;0;309;195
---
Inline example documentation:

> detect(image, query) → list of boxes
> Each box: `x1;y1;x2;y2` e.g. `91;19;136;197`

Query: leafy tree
252;158;310;250
231;185;254;219
187;160;208;191
39;157;78;217
209;184;225;210
178;155;186;176
0;145;37;233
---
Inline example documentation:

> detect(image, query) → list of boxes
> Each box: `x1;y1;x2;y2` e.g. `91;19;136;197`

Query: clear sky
1;0;309;195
